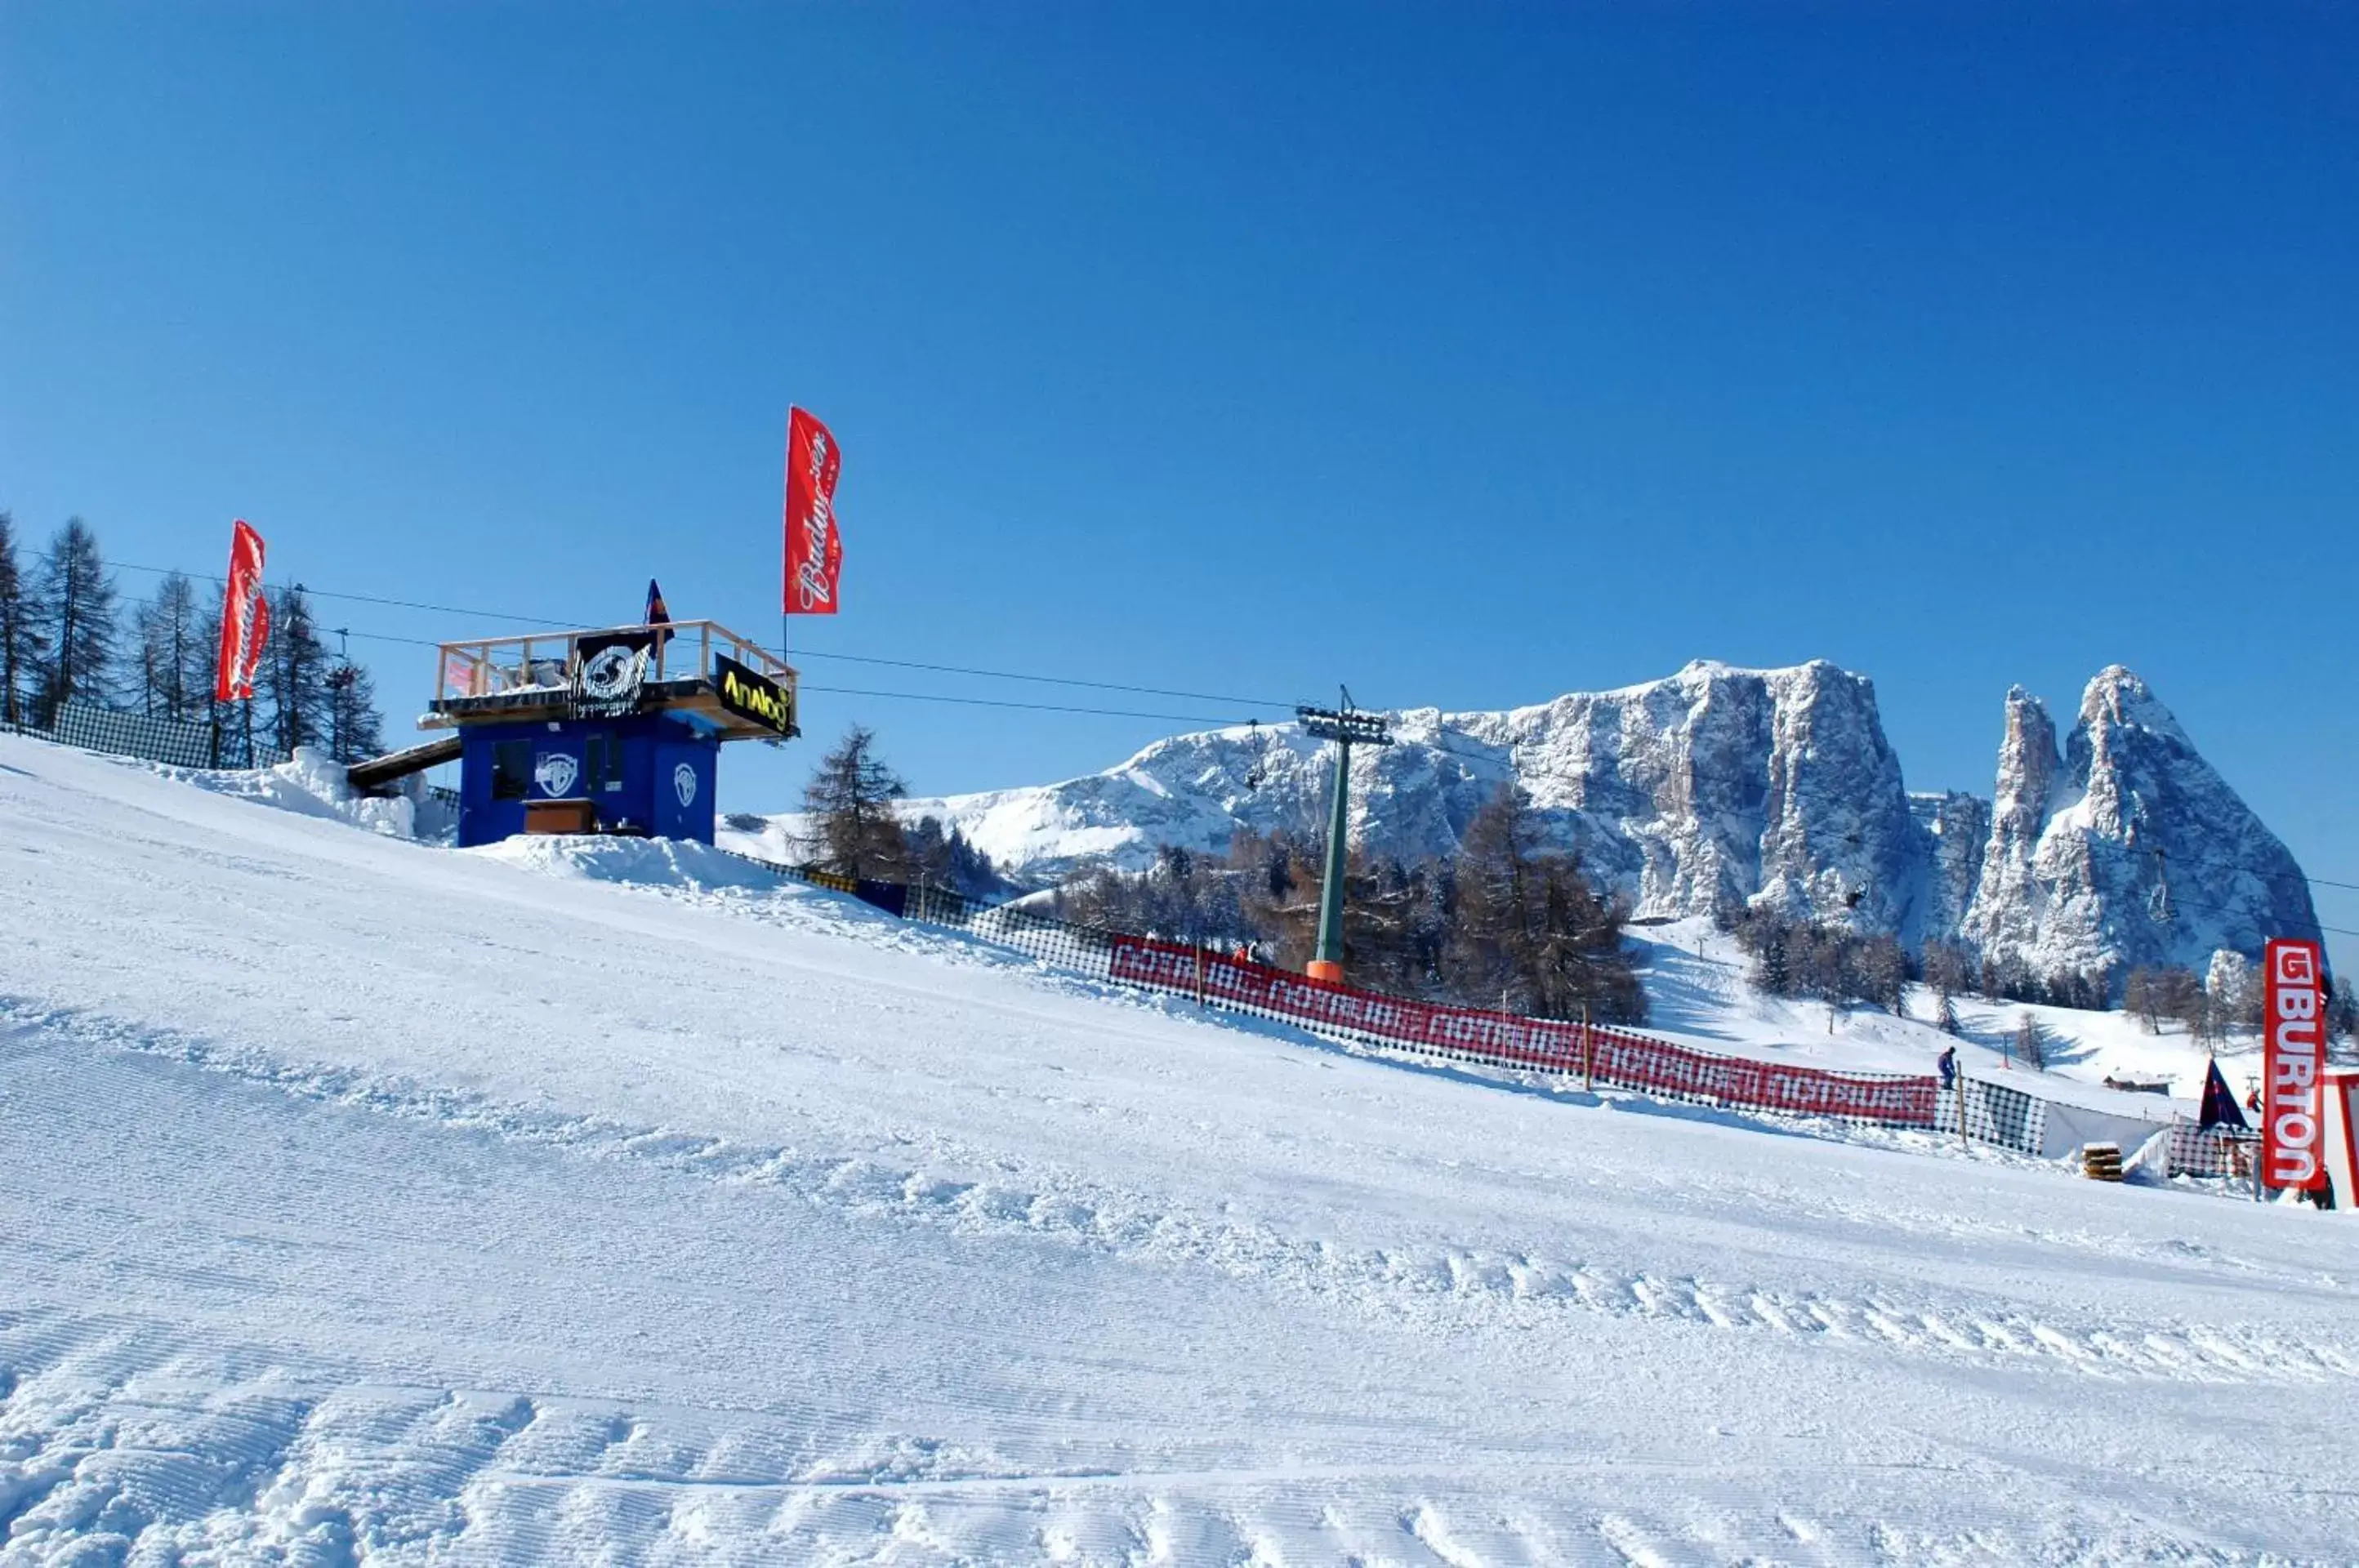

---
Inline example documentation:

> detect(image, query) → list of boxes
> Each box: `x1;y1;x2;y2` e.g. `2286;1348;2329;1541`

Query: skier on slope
1936;1044;1957;1089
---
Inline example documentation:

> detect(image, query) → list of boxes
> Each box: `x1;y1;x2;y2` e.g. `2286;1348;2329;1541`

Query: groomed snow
5;734;2357;1564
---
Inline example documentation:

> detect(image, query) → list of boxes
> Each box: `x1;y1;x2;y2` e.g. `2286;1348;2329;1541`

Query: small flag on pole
2198;1056;2248;1131
645;578;673;648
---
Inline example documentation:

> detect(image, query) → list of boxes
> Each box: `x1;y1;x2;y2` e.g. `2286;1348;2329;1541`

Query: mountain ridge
760;658;2321;982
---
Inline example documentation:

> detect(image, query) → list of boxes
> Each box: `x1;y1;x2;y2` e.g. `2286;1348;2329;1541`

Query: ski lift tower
413;617;799;849
1297;690;1392;985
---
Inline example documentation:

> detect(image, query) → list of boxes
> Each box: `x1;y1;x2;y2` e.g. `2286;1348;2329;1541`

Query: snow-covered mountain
1959;665;2318;981
877;659;2318;979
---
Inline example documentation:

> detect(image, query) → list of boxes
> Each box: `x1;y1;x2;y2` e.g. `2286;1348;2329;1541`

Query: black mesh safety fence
2166;1121;2259;1179
2;702;285;772
1933;1078;2047;1156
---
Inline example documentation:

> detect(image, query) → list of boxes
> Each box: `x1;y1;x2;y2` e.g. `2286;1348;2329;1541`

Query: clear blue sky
4;4;2353;956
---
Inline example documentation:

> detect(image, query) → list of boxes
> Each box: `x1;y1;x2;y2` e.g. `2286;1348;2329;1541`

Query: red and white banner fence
1108;935;1938;1127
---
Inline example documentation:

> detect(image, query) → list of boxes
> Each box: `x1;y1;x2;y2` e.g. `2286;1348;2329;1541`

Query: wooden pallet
2081;1143;2125;1182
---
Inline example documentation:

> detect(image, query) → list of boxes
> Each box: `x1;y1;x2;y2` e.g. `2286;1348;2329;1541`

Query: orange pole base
1305;960;1344;985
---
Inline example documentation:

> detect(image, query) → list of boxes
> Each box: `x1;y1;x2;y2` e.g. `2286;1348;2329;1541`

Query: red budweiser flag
2263;938;2329;1191
783;407;843;615
214;519;270;702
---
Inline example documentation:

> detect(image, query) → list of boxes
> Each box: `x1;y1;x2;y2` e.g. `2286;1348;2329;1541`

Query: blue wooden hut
412;619;798;849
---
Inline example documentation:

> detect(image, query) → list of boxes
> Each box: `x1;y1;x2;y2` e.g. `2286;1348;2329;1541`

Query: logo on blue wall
673;762;698;808
534;753;579;796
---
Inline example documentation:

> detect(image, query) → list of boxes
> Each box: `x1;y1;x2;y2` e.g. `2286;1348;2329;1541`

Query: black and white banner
571;630;658;719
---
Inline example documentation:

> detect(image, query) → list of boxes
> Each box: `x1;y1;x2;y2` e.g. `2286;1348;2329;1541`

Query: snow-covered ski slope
5;736;2357;1566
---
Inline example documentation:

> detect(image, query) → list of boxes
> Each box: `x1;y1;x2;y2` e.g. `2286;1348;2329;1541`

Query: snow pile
477;831;800;894
5;732;2357;1562
180;745;418;839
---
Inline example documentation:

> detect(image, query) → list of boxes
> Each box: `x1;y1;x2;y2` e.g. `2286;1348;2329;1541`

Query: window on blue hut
586;732;626;792
492;740;531;800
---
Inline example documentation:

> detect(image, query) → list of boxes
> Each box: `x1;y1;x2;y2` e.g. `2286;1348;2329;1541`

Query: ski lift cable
101;558;1304;712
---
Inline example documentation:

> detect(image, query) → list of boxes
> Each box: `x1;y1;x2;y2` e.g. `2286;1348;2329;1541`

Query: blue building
411;619;798;850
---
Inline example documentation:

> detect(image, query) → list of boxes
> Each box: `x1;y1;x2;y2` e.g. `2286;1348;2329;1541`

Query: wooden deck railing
431;621;794;705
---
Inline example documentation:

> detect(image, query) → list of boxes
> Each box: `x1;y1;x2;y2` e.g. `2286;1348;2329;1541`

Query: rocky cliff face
896;660;1926;931
1959;666;2317;980
861;660;2317;979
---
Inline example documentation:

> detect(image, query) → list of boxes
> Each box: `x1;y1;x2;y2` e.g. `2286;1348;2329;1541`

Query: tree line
0;513;384;763
1746;905;2355;1056
1059;784;1648;1024
796;724;1645;1023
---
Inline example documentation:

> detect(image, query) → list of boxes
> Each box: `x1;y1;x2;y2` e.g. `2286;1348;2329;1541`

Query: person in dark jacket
1937;1045;1957;1088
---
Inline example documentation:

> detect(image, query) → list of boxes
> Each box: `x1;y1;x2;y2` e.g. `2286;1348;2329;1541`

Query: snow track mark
16;996;2356;1397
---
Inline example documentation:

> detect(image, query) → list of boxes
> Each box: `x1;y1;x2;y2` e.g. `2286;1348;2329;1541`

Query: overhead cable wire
796;684;1258;727
775;647;1295;711
103;557;1304;712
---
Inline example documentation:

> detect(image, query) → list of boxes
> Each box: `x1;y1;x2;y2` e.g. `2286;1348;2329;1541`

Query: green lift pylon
1296;688;1393;985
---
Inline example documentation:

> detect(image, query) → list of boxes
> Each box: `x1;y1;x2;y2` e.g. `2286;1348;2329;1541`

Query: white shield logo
578;643;648;702
534;752;579;796
673;762;698;808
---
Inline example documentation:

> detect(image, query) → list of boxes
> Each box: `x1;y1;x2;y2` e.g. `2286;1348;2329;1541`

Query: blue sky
4;4;2353;955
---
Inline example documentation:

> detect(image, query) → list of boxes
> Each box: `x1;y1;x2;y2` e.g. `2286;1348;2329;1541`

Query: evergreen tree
0;511;38;724
904;816;1001;899
2203;949;2262;1036
802;724;913;880
134;572;203;722
1921;940;1973;1008
28;518;118;716
2013;1010;2049;1071
2153;965;2206;1036
324;660;386;764
1935;991;1962;1036
1848;934;1909;1013
262;585;329;754
1443;786;1643;1022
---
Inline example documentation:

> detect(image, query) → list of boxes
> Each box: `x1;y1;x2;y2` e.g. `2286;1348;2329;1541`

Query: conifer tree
802;724;913;880
324;660;385;764
182;593;243;761
134;572;203;722
263;585;330;755
0;511;38;724
2013;1010;2049;1071
1443;786;1643;1022
29;518;118;716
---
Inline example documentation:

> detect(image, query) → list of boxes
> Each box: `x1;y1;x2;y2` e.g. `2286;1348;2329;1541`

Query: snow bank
180;746;417;839
475;831;803;894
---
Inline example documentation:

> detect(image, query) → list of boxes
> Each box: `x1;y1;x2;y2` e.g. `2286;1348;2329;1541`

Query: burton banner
2263;937;2329;1190
783;407;843;615
1107;936;1937;1126
214;519;270;702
